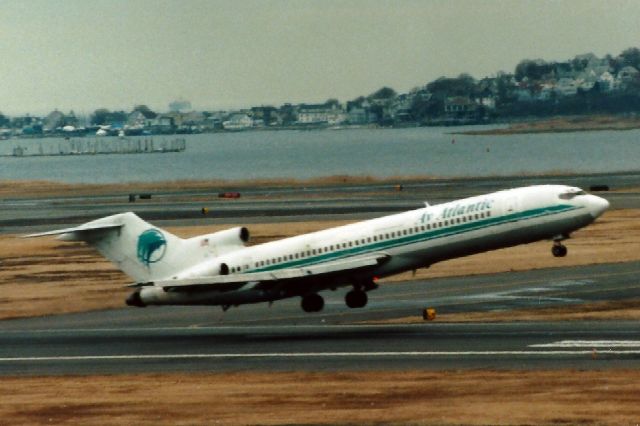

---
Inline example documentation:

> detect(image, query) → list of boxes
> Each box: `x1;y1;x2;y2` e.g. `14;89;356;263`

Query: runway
2;174;639;376
2;261;640;375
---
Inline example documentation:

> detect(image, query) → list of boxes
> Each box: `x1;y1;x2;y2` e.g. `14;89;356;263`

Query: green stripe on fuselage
249;204;578;273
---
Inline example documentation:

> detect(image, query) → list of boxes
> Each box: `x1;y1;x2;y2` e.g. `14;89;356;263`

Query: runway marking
531;340;640;348
2;350;640;363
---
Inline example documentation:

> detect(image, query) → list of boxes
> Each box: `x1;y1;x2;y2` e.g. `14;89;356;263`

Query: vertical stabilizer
26;212;185;282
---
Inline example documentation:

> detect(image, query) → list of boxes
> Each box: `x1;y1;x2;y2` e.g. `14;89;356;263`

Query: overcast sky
1;0;639;115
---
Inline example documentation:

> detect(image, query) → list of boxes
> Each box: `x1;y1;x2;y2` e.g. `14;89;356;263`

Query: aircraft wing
138;252;390;291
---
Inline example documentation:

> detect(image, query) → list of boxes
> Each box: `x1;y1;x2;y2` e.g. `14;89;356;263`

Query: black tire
345;290;368;308
301;293;324;312
552;244;568;257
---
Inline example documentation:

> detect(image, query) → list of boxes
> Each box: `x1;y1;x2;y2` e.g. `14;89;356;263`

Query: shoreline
457;114;640;135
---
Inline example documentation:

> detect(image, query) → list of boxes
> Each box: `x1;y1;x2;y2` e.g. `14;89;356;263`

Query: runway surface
2;261;640;375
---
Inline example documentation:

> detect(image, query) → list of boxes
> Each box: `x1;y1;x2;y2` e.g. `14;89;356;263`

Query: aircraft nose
587;194;610;218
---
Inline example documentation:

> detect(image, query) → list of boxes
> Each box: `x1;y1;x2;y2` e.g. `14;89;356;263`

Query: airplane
26;185;609;313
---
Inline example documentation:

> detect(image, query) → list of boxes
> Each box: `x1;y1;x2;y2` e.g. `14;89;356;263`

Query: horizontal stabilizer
23;221;123;239
143;252;390;291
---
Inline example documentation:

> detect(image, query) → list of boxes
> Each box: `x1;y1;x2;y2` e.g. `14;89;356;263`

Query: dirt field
1;209;637;320
2;370;640;425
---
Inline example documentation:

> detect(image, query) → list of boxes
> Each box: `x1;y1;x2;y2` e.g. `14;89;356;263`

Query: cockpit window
558;190;586;200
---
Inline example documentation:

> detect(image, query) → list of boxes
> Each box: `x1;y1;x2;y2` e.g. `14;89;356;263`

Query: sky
1;0;639;116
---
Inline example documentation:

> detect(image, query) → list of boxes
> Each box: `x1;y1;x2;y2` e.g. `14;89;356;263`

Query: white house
297;104;346;125
223;113;253;130
597;71;615;92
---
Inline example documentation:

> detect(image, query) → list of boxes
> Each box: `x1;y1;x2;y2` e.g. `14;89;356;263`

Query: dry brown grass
461;114;640;135
2;370;640;425
0;175;432;199
1;210;637;320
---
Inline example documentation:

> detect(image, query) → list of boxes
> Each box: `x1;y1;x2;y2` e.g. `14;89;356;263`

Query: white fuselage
139;185;608;307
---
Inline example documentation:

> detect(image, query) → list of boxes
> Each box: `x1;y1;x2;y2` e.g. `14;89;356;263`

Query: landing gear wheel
552;243;567;258
301;293;324;312
345;290;368;309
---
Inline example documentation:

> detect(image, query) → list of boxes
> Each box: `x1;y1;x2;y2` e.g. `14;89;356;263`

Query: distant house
150;114;176;133
533;83;555;101
223;113;253;130
444;97;478;116
597;71;616;92
391;94;413;123
347;107;368;125
180;111;205;126
554;78;578;97
297;103;346;125
251;106;279;126
127;110;156;128
617;66;639;88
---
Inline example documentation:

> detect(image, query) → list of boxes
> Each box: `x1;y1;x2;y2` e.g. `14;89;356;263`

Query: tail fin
25;212;184;282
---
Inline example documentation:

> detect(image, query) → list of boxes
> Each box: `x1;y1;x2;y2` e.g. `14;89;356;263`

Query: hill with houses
1;48;640;138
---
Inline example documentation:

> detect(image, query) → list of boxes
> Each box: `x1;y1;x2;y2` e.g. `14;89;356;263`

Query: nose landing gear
552;241;568;257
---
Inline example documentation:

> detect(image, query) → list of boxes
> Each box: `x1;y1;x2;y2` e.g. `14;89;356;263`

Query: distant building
617;66;639;89
297;103;346;125
169;100;192;112
347;107;368;125
223;113;253;130
127;110;156;128
554;78;578;97
597;71;615;92
44;110;65;132
444;97;478;116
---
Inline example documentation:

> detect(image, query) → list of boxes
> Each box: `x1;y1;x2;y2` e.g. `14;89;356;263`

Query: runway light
422;308;436;321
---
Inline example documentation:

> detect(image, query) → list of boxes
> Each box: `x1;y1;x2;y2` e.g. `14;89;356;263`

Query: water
0;126;638;184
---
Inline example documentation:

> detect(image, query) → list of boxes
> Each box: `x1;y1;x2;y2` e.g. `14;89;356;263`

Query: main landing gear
345;289;368;309
301;281;376;312
301;293;324;313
